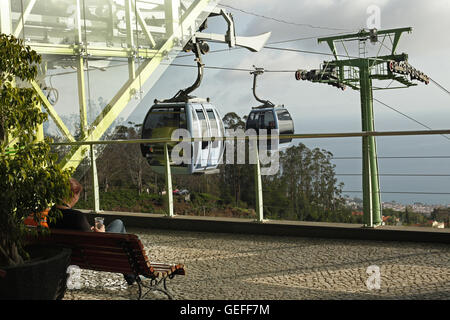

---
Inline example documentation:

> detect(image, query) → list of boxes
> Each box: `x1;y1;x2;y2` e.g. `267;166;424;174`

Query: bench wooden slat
71;248;148;263
70;261;134;274
28;228;185;299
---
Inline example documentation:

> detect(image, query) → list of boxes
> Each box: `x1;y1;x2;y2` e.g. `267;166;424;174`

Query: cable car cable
429;78;450;98
175;32;358;59
372;97;450;142
217;3;356;32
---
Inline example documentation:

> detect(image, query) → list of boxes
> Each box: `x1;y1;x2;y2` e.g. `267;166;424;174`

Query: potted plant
0;34;73;299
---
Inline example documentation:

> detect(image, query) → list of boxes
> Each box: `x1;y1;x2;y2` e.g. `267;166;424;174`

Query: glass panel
207;109;219;148
17;0;79;45
196;109;205;120
206;110;215;120
196;109;208;149
143;107;186;138
258;111;265;128
40;58;81;140
264;110;275;128
276;109;292;121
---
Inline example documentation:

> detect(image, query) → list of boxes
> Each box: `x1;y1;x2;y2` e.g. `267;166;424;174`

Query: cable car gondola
245;67;294;148
140;9;272;173
140;42;225;175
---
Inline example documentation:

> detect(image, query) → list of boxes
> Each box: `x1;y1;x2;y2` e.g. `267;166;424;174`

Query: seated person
50;178;135;285
49;178;126;233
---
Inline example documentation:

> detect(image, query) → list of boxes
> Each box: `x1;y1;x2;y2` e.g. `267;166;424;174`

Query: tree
276;143;344;222
219;112;253;207
0;34;72;266
222;112;245;130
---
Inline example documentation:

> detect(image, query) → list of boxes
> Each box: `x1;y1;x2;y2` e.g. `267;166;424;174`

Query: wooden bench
35;229;185;300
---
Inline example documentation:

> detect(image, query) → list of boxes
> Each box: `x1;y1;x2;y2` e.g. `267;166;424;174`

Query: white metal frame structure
1;0;220;172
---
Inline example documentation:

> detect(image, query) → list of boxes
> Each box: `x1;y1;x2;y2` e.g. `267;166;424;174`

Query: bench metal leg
136;277;143;300
139;278;173;300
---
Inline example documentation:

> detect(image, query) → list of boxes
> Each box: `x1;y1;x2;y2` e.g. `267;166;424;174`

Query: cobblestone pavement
64;228;450;300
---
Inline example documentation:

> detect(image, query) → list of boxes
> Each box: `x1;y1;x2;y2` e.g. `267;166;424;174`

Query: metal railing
50;128;450;228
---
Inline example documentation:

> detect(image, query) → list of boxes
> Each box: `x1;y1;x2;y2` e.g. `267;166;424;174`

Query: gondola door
194;107;211;169
205;108;222;168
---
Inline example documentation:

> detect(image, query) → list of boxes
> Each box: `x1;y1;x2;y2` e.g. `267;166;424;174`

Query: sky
44;0;450;205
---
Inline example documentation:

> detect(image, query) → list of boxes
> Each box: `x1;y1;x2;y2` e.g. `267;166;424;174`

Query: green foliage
0;34;72;266
222;112;246;130
76;188;159;212
381;207;431;226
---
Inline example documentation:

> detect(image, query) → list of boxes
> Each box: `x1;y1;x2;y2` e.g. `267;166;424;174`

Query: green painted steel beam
31;80;75;142
77;56;88;137
125;0;136;80
360;65;381;227
27;43;76;55
326;53;408;69
75;0;88;137
318;27;412;44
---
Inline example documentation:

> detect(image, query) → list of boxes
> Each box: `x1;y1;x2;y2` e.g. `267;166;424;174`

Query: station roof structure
1;0;219;171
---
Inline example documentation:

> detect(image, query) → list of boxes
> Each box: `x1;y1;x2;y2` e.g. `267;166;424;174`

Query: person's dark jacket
49;207;91;232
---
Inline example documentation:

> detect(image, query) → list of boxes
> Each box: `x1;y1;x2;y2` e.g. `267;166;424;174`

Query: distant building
432;221;445;229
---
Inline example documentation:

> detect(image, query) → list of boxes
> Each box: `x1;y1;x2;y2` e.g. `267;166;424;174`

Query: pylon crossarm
318;27;412;45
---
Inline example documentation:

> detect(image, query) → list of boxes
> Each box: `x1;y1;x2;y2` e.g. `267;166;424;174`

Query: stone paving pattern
63;228;450;300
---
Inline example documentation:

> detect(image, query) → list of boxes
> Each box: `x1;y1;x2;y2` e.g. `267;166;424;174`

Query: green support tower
295;27;430;227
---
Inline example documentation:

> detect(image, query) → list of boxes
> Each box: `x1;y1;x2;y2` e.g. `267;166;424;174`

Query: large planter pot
0;245;71;300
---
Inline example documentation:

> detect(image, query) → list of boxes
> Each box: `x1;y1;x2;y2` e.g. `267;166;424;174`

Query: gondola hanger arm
251;66;275;108
191;8;271;52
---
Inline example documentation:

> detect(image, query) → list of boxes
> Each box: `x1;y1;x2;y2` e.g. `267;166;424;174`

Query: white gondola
140;98;225;175
245;67;294;148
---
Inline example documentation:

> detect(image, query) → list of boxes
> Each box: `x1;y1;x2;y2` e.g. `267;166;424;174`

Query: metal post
254;145;264;222
1;0;13;146
90;144;100;213
0;0;11;34
360;65;381;227
35;102;44;141
76;0;88;137
125;0;136;80
164;143;174;217
164;0;180;38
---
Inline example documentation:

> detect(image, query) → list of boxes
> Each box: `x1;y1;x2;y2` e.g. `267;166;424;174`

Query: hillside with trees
60;112;361;224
